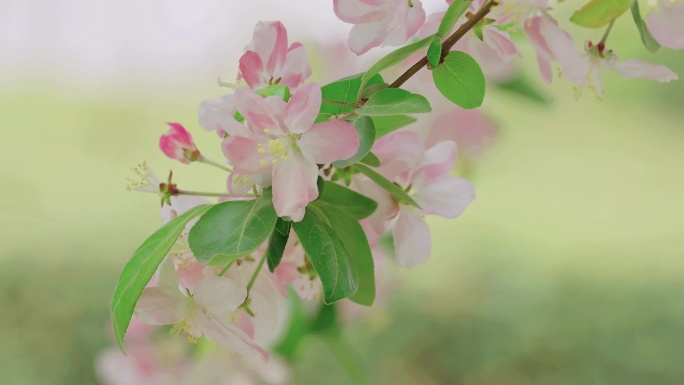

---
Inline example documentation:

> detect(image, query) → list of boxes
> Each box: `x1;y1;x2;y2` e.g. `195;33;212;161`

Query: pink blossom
646;0;684;50
371;131;475;268
135;258;269;361
334;0;427;55
222;84;359;221
198;94;237;137
238;21;312;91
96;345;180;385
159;123;201;164
426;107;499;157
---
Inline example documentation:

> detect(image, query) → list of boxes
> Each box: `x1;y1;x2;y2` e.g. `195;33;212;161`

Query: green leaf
255;84;291;101
333;116;376;168
267;218;290;272
427;37;442;68
438;0;470;38
360;152;381;167
496;74;550;104
358;35;435;99
292;207;359;304
353;163;421;208
317;73;384;122
360;82;389;100
631;1;660;52
372;115;417;137
432;51;486;109
321;206;376;306
357;88;432;116
316;181;378;220
188;189;277;265
111;204;212;352
570;0;634;28
309;303;340;334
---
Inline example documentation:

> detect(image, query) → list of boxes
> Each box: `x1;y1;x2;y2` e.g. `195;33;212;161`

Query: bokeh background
2;1;684;384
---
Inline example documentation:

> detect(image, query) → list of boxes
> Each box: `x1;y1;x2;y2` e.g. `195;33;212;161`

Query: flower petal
348;21;388;55
413;141;458;186
284;83;322;134
198;94;247;137
298;121;359;164
239;50;266;90
393;208;431;268
193;277;247;318
277;43;312;90
333;0;386;23
383;0;426;47
201;316;269;362
222;135;271;175
234;87;281;133
413;176;475;218
646;3;684;50
372;130;424;184
483;28;520;64
607;59;678;82
272;152;319;221
134;287;187;325
248;21;288;75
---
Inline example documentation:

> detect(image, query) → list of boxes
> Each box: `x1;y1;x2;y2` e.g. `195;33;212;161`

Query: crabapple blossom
334;0;426;55
159;123;201;164
238;21;312;91
222;83;359;221
426;107;499;158
134;257;269;362
274;238;323;301
198;94;236;137
579;41;678;98
646;0;684;50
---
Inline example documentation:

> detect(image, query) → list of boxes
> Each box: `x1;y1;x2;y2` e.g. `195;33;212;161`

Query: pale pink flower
238;21;312;91
372;131;475;268
95;345;180;385
222;84;359;221
198;94;236;137
159;123;201;164
579;41;678;98
135;258;269;361
334;0;427;55
646;0;684;50
426;107;499;157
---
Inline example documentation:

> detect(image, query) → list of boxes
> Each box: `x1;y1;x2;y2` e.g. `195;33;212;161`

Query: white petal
193;277;247;318
201;316;269;362
134;287;187;325
393;208;432;268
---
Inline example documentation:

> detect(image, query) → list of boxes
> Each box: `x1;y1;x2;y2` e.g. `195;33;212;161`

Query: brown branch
389;0;498;89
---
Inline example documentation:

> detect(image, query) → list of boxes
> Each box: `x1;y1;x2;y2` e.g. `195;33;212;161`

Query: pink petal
193;277;247;318
536;54;553;85
234;87;281;133
372;130;424;184
277;43;312;91
646;3;684;50
134;287;186;325
383;0;426;46
201;316;269;362
607;59;678;82
413;140;458;185
348;21;389;55
483;28;520;63
333;0;386;23
239;50;266;90
249;21;288;75
393;208;431;268
284;83;322;134
426;107;498;154
198;94;246;137
272;152;319;221
419;11;446;39
413;176;475;218
222;135;271;175
539;15;587;86
298;121;360;164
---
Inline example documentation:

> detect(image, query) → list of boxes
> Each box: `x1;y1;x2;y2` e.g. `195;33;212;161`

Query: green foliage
360;82;389;100
353;163;421;208
315;181;378;220
438;0;470;38
333;116;376;168
292;206;359;304
358;35;435;99
360;152;381;167
631;1;660;52
432;51;486;109
267;218;290;272
357;88;432;116
255;84;291;101
110;204;212;352
427;37;442;68
496;74;550;104
188;190;277;265
317;73;384;122
570;0;634;28
372;115;417;137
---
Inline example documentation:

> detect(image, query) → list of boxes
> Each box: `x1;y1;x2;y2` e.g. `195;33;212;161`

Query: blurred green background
1;2;684;384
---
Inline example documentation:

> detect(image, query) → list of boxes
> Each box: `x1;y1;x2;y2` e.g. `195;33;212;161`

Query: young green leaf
360;82;389;100
570;0;633;28
188;190;277;265
631;1;660;53
432;51;485;109
437;0;470;38
357;88;432;116
360;152;381;167
427;37;442;68
292;207;359;304
353;163;421;208
111;204;212;352
267;218;291;272
358;35;435;99
317;73;384;122
255;84;291;101
372;115;417;137
333;116;376;168
316;181;378;220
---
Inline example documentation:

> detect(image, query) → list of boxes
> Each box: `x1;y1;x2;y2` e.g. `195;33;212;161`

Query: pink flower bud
159;123;201;164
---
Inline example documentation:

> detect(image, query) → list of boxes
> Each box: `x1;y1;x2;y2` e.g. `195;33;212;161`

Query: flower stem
246;251;268;293
176;189;233;198
389;0;499;89
198;156;233;173
599;20;616;46
218;260;236;276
